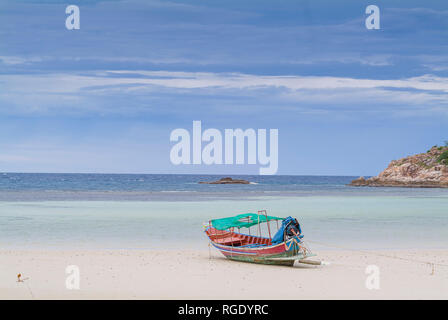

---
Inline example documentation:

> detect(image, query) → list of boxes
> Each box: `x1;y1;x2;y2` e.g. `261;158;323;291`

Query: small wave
159;190;198;193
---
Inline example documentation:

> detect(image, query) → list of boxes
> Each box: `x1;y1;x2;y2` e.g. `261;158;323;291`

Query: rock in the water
349;176;368;186
199;177;250;184
350;145;448;188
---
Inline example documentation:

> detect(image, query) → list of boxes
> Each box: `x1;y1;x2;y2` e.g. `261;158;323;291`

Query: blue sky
0;0;447;175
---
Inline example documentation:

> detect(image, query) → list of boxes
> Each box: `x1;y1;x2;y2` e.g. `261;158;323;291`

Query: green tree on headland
438;148;448;165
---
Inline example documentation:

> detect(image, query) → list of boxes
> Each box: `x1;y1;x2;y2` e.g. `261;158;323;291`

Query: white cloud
0;56;44;65
3;70;448;92
0;71;447;116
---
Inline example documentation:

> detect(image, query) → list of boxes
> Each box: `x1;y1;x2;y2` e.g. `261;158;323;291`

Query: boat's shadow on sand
200;254;320;269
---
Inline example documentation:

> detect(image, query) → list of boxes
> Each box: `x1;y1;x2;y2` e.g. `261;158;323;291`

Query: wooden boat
204;210;315;266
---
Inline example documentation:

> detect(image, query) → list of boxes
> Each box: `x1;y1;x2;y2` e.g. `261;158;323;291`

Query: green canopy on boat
211;213;284;230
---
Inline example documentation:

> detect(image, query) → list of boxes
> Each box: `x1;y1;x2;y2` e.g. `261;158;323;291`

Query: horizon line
0;171;365;177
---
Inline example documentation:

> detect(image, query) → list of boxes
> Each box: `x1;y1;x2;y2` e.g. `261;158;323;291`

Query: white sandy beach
1;249;447;299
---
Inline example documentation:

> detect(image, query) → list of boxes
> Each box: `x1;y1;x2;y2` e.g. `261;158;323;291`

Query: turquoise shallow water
1;196;447;250
1;173;447;250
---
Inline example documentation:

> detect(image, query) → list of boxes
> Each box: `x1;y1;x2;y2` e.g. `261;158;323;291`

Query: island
350;144;448;188
198;177;251;184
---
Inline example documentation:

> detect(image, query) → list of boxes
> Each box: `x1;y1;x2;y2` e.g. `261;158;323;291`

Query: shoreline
2;248;447;299
1;188;448;202
348;184;448;189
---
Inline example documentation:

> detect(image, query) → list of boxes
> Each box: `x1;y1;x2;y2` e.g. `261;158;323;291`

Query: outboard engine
284;218;302;240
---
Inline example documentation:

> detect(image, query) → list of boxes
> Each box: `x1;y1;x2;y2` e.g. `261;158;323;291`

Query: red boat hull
205;227;311;266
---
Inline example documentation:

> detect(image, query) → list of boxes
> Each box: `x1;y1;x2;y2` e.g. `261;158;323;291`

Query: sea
1;173;447;251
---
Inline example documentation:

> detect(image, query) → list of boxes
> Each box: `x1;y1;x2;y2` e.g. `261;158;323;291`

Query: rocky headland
350;144;448;188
